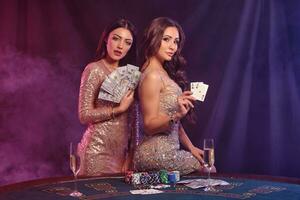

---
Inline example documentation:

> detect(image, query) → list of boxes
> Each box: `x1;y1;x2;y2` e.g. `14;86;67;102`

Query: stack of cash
98;64;140;103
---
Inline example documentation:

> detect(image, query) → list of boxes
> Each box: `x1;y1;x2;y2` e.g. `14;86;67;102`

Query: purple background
1;0;300;185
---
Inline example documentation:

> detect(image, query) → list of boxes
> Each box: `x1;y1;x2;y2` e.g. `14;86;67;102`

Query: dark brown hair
95;18;137;66
141;17;195;122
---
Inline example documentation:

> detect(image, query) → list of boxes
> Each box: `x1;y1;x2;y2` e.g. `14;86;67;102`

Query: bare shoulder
139;70;163;93
142;70;163;83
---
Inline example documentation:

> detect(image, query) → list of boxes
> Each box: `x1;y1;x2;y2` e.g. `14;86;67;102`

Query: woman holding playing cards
134;17;205;175
77;18;137;175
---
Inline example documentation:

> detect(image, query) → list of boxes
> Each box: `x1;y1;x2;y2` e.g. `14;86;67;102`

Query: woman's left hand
191;146;204;165
118;90;135;113
177;91;196;118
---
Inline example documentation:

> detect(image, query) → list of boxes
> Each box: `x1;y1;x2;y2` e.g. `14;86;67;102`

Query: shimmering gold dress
77;61;130;175
133;71;200;175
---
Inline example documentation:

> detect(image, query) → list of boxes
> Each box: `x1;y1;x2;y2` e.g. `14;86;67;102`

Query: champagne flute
203;138;217;192
69;142;83;197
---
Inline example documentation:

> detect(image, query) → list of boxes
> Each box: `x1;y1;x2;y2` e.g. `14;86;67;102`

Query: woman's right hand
117;90;135;113
176;91;196;119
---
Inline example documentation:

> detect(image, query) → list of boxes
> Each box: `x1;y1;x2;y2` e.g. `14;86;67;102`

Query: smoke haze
0;46;85;185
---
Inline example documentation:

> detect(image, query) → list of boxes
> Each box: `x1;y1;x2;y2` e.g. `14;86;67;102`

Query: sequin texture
133;71;200;175
77;62;130;175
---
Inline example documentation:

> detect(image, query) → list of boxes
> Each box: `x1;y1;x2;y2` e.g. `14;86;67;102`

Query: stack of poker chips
170;171;180;182
125;170;180;186
159;170;169;184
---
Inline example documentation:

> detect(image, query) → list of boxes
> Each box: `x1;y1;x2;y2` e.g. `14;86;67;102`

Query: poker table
1;173;300;200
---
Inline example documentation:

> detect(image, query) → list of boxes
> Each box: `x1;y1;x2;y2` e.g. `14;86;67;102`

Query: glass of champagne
69;142;83;197
203;138;216;192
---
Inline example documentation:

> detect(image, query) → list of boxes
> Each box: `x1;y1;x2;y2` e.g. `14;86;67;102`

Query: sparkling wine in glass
203;138;217;192
69;142;83;197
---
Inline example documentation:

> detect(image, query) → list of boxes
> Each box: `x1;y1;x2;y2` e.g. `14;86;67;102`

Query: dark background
0;0;299;186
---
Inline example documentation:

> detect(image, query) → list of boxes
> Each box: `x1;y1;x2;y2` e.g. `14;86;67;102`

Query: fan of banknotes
98;64;141;103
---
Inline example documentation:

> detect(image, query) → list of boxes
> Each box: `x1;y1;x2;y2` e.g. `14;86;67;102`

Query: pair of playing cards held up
190;82;209;102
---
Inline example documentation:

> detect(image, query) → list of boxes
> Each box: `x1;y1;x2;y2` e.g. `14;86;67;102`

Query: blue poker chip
168;172;177;184
171;171;180;181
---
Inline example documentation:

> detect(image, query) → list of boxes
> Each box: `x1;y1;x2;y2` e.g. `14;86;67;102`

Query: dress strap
157;71;167;89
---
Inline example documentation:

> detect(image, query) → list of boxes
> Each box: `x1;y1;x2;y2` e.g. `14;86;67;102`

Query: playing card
130;189;164;195
191;82;209;102
184;178;229;189
190;82;200;100
150;184;170;189
198;83;209;101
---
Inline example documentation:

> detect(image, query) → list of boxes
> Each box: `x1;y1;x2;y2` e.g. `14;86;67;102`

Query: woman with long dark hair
78;19;137;175
134;17;204;174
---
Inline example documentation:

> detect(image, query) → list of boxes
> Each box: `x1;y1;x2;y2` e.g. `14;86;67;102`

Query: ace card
190;82;209;102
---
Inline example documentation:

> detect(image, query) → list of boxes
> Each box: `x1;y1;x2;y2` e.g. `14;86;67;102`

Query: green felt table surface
1;174;300;200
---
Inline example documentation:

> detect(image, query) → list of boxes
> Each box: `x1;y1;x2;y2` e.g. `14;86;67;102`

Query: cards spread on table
178;178;229;189
130;189;164;195
98;64;140;103
190;82;209;102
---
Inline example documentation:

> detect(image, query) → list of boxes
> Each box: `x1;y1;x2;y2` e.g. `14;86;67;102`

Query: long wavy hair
95;18;137;66
140;17;196;122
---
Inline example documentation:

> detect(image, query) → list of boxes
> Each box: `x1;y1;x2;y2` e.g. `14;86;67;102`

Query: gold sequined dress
133;71;200;175
77;62;130;175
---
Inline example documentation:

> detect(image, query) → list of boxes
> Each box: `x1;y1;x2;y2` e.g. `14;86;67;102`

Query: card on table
130;189;164;195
